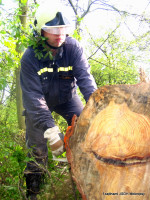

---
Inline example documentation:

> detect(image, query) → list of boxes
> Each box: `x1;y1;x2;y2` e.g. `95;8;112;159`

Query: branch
81;0;98;18
90;58;108;67
90;58;139;78
18;177;28;200
68;0;78;15
88;23;121;60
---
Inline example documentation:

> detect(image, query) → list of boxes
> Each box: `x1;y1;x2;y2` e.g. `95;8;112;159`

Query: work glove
44;126;65;156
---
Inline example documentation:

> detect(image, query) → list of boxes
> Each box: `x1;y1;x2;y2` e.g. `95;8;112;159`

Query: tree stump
64;83;150;200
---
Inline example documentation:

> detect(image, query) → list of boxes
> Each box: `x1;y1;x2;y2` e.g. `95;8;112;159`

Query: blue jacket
20;36;97;131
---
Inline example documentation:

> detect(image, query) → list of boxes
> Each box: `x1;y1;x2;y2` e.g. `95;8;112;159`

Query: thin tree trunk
15;66;25;130
15;0;28;130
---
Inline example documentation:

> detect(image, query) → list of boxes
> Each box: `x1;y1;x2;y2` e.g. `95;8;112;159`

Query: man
20;2;97;199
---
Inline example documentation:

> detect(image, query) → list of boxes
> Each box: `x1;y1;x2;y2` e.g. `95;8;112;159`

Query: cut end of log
83;100;150;162
65;83;150;200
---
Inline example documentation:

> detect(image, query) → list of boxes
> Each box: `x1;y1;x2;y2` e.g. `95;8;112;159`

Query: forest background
0;0;150;199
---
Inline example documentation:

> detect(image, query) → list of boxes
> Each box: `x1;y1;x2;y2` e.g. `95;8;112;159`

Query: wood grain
65;83;150;200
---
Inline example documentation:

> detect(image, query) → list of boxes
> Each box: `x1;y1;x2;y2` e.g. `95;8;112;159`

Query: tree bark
15;66;25;130
15;0;28;130
65;82;150;200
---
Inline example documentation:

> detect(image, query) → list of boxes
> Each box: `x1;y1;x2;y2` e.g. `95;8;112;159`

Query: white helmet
34;2;70;35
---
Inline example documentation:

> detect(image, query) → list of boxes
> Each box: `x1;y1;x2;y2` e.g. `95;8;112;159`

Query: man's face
43;31;66;47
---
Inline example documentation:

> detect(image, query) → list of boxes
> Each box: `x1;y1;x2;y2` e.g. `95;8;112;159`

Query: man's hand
44;126;65;156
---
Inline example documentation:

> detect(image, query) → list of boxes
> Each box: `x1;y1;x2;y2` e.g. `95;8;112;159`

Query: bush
0;126;27;200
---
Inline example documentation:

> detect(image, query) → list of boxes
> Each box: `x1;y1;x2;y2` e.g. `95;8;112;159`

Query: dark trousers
25;94;84;172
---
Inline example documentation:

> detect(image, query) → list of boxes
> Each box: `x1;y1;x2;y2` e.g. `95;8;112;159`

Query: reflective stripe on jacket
20;36;97;131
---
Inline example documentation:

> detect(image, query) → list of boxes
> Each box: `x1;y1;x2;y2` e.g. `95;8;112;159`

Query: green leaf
0;78;7;90
20;0;27;4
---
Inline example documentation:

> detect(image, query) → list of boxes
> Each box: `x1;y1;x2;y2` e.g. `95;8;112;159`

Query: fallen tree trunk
64;82;150;200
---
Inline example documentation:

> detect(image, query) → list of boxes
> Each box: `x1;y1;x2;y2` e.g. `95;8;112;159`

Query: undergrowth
0;124;81;200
